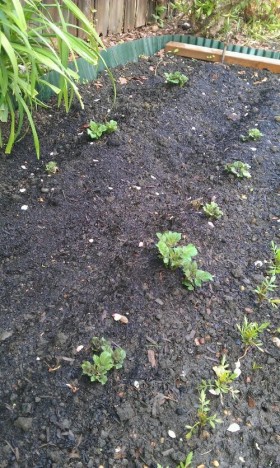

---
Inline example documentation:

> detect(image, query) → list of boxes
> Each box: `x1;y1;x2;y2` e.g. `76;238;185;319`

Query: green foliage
225;161;251;178
177;452;194;468
152;5;167;27
254;275;277;305
182;261;213;290
164;71;189;87
200;356;240;399
241;128;263;141
156;231;212;290
82;337;126;384
237;316;269;351
193;0;216;19
0;0;105;158
170;1;189;15
87;120;118;140
202;201;223;219
45;161;58;174
269;241;280;275
186;389;222;439
156;231;197;269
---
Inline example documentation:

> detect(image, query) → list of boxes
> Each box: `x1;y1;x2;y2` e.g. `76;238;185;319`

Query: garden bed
0;51;279;468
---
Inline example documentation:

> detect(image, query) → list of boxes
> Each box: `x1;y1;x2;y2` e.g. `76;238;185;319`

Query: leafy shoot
241;128;263;141
82;337;126;384
186;389;222;439
156;231;197;269
164;71;189;87
87;120;118;140
200;356;240;401
225;161;251;178
202;201;223;219
237;316;269;351
45;161;58;174
182;261;213;290
254;275;277;304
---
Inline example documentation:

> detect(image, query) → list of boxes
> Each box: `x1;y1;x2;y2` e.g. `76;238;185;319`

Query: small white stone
19;188;26;193
192;126;196;130
21;205;28;211
168;430;176;439
208;221;215;228
76;345;84;352
108;187;113;190
139;242;144;247
21;165;27;170
151;175;156;180
89;239;94;243
250;147;257;151
254;260;263;267
92;159;99;162
227;423;240;432
134;380;140;389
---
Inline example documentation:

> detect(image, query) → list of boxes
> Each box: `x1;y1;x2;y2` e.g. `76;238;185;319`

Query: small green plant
241;128;263;142
201;356;240;400
87;120;118;140
237;316;269;351
269;241;280;275
254;275;277;303
186;389;222;439
156;231;197;269
45;161;58;174
177;452;194;468
152;5;167;27
225;161;251;178
156;231;212;290
252;361;262;371
164;71;189;87
182;261;213;290
202;201;223;219
82;337;126;384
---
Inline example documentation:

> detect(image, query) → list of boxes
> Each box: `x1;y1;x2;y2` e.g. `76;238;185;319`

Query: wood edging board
165;42;280;73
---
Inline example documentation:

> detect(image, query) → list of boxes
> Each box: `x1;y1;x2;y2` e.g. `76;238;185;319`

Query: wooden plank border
165;42;280;73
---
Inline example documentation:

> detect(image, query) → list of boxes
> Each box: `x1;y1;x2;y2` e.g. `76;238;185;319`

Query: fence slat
108;0;125;34
124;0;137;31
135;0;148;28
94;0;110;36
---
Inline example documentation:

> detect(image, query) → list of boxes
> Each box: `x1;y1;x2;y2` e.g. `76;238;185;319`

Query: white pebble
168;430;176;439
21;205;28;211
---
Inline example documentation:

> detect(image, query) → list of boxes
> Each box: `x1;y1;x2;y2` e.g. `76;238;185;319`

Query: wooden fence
38;0;161;37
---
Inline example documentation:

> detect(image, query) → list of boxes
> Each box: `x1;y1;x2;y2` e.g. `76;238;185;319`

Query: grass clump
225;161;251;178
164;71;189;87
82;337;126;385
87;120;118;140
201;355;240;401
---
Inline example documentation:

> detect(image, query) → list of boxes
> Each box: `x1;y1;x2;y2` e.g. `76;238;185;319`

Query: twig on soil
4;441;19;461
204;355;219;363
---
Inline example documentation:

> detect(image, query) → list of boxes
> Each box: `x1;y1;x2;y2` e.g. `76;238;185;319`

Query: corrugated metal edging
39;35;280;101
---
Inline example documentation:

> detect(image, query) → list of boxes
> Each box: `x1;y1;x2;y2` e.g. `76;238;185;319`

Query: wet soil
0;52;280;468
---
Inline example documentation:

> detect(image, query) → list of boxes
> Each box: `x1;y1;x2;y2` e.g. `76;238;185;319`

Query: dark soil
0;51;280;468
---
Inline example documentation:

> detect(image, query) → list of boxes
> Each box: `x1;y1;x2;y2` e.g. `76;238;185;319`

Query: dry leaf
247;395;256;408
118;77;128;85
272;337;280;348
66;383;79;393
148;349;157;367
112;313;129;324
48;365;61;372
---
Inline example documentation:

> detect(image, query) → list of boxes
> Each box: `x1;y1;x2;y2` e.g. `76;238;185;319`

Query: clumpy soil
0;51;280;468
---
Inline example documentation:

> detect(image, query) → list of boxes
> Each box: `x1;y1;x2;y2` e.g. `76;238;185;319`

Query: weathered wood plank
165;42;280;74
108;0;125;34
124;0;137;31
135;0;148;27
94;0;110;36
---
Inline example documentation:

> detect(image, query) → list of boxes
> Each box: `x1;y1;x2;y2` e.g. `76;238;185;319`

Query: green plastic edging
39;35;280;101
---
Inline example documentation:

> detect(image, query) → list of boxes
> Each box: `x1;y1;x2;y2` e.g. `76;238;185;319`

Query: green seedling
241;128;263;142
225;161;251;178
164;71;189;87
202;201;223;219
182;260;213;290
252;361;262;371
87;119;118;140
254;275;277;303
186;389;222;439
45;161;58;174
209;356;240;400
269;241;280;275
237;316;269;351
177;452;193;468
156;231;197;269
82;337;126;384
